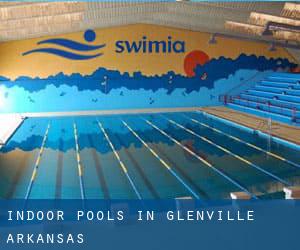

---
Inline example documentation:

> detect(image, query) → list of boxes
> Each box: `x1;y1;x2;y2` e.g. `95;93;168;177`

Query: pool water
1;111;300;199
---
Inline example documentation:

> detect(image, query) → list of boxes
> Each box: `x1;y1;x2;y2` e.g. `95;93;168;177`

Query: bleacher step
227;103;295;125
240;93;300;110
225;73;300;126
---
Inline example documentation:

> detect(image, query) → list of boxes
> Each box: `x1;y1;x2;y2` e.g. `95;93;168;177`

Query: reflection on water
0;112;299;199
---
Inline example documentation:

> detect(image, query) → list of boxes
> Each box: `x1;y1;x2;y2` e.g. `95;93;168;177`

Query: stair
225;72;300;125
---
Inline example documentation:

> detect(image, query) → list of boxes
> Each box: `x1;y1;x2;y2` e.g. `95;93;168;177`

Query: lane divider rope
122;120;200;199
25;123;50;200
164;116;290;187
73;123;86;200
186;113;300;170
98;121;142;199
198;109;300;160
143;118;257;199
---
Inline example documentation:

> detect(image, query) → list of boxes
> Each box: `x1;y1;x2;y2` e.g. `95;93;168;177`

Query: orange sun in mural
184;50;210;77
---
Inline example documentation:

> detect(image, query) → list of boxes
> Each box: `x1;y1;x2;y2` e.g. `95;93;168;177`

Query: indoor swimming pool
0;111;300;200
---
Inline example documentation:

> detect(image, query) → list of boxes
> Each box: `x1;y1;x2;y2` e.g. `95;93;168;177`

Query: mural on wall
0;24;297;113
22;30;106;60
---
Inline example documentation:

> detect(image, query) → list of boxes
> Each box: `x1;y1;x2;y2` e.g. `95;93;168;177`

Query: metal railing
219;94;299;123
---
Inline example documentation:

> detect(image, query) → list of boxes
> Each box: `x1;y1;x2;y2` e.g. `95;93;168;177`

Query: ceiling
0;1;299;61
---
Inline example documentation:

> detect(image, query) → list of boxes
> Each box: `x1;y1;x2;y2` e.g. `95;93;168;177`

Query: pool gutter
17;107;200;118
197;110;300;151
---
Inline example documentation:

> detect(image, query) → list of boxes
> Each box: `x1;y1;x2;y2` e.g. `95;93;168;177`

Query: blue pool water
1;111;300;199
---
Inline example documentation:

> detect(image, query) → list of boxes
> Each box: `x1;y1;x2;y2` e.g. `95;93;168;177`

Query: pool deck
200;106;300;146
20;107;200;118
1;106;299;147
0;114;25;149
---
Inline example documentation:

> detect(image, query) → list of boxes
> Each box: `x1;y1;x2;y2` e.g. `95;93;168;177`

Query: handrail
224;71;267;96
220;94;300;123
234;96;299;111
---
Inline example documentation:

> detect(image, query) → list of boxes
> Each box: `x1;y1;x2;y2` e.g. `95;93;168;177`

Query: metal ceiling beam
0;2;86;21
0;12;84;31
215;32;300;50
0;0;297;52
281;2;300;19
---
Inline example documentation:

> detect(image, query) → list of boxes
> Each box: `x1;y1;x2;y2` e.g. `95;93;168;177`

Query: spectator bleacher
223;73;300;125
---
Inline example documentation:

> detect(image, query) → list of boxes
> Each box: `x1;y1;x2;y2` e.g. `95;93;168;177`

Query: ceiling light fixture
269;42;276;52
208;34;217;44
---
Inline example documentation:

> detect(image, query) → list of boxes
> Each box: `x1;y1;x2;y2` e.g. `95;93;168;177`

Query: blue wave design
6;54;297;92
22;48;103;60
37;38;106;51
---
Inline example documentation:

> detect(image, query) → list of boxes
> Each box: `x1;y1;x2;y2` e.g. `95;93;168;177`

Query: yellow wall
0;23;295;80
